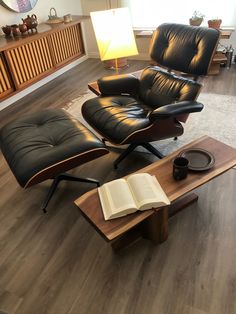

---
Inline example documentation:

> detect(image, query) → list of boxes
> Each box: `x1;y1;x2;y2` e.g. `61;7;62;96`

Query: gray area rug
64;91;236;154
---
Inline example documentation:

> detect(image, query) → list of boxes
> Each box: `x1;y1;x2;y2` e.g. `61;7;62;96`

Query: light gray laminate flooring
0;59;236;314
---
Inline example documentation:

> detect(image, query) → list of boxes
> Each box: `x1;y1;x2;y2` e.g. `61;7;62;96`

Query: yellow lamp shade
90;7;138;61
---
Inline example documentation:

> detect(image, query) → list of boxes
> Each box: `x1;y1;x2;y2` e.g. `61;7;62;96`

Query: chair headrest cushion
149;23;220;76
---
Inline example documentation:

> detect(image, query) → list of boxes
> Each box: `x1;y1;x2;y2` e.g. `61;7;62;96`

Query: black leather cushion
98;74;139;97
82;96;151;144
139;67;201;109
150;23;220;76
0;109;107;188
82;67;201;144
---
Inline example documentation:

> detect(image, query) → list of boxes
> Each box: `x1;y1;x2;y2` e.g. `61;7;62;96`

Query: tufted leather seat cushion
0;109;108;188
82;96;152;144
82;67;201;145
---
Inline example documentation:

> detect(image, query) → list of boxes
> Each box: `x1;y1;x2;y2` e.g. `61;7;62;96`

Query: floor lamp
90;7;138;73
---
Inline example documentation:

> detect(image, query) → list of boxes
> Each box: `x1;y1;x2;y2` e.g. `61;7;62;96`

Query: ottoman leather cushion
0;109;108;188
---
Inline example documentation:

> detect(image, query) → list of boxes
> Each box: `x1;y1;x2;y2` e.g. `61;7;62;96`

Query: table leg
112;193;199;249
111;227;142;252
142;206;169;244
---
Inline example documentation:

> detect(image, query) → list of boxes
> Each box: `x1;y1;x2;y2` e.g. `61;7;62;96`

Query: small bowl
2;25;12;37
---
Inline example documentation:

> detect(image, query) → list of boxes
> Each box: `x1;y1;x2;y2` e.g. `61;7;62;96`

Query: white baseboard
87;52;100;58
0;55;88;111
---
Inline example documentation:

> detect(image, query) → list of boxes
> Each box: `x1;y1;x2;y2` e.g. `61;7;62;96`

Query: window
121;0;236;28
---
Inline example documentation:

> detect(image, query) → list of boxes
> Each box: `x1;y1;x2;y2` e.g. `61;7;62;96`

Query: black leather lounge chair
82;23;220;168
0;109;108;212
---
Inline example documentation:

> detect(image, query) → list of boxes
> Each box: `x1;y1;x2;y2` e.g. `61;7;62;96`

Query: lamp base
104;57;128;69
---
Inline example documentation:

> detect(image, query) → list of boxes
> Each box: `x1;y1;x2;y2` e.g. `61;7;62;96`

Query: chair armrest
98;74;140;96
148;101;204;122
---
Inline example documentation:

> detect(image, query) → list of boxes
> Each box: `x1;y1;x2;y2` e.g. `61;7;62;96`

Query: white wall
80;0;110;58
0;0;82;30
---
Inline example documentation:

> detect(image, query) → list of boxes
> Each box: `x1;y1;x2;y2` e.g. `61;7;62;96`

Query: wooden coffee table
74;136;236;248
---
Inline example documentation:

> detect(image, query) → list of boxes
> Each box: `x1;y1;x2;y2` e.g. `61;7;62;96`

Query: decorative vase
208;19;222;29
22;14;38;32
189;18;203;26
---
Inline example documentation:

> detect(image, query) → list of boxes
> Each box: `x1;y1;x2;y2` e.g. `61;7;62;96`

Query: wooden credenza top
0;15;89;52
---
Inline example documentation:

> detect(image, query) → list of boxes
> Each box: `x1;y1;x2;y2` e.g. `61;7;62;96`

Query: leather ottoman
0;108;108;211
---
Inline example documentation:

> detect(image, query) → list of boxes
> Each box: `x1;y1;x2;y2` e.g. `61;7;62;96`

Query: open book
98;173;170;220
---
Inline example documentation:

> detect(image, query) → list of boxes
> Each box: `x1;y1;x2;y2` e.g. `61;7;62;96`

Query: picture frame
0;0;38;13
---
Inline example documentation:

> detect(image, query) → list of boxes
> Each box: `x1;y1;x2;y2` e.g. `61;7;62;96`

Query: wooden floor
0;59;236;314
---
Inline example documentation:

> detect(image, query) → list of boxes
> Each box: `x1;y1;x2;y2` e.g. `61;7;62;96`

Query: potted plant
189;11;205;26
208;18;222;29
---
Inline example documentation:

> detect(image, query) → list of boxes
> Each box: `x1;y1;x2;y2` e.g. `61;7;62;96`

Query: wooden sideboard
0;15;88;100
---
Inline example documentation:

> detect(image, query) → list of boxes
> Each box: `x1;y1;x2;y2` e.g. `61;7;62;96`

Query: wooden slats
49;24;84;67
0;21;85;99
0;54;14;99
5;37;53;89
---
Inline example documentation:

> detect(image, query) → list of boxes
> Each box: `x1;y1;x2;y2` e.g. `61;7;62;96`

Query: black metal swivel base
113;143;165;169
41;173;99;213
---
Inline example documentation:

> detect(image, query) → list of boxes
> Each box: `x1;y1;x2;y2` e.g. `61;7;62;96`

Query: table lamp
90;7;138;73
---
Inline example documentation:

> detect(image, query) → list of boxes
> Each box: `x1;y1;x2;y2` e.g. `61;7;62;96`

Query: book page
127;173;170;210
98;179;137;220
98;186;112;221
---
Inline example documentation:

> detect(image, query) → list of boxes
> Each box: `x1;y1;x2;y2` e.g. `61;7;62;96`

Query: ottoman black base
41;173;99;213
